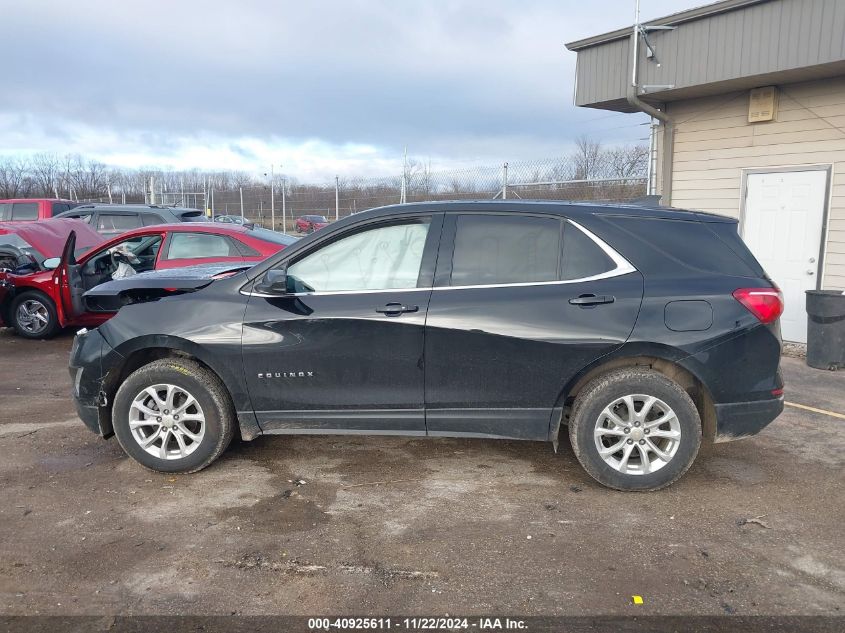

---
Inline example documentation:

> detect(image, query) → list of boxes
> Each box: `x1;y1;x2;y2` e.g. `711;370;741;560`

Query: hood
85;262;252;296
82;262;252;313
0;219;104;262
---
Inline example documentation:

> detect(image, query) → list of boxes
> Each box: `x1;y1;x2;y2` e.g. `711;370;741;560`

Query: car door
242;213;442;434
424;212;644;440
56;231;166;326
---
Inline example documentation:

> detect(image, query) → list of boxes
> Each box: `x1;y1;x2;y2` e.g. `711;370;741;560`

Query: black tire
10;290;61;339
112;358;236;474
568;367;701;491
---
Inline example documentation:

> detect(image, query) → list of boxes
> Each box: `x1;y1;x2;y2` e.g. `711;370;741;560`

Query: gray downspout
626;29;674;206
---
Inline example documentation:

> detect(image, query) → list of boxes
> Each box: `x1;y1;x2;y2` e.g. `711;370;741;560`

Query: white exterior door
743;169;828;343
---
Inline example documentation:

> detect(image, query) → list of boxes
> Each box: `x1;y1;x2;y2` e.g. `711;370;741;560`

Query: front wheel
568;368;702;491
10;291;60;339
112;358;236;473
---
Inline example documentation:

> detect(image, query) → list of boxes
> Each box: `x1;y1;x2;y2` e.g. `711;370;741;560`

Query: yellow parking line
785;401;845;420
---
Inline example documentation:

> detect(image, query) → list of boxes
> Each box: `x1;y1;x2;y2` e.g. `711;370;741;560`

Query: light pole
270;165;275;230
265;165;284;231
281;175;287;234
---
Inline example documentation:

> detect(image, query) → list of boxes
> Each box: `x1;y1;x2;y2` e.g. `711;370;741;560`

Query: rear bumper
713;396;784;442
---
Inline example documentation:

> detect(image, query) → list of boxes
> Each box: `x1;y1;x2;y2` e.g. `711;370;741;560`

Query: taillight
732;287;784;324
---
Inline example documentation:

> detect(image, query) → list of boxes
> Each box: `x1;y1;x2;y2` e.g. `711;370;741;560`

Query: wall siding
573;0;845;109
665;77;845;290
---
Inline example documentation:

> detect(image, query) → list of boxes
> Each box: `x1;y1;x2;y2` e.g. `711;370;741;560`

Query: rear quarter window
604;216;760;277
232;238;260;257
142;213;166;226
0;203;11;220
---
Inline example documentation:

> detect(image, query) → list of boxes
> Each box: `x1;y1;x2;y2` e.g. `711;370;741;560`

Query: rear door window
560;221;615;280
12;203;39;220
165;232;240;260
450;214;560;286
97;213;141;232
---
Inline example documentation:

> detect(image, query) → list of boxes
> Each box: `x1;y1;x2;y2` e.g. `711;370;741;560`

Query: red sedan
295;214;329;234
0;222;296;338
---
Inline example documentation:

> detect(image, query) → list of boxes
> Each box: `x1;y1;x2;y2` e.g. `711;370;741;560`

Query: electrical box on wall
748;86;778;122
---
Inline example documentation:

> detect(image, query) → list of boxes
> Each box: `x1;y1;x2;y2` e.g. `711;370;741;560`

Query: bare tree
571;135;602;181
0;157;32;198
607;144;649;180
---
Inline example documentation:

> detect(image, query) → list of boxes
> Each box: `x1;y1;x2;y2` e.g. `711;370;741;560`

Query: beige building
566;0;845;343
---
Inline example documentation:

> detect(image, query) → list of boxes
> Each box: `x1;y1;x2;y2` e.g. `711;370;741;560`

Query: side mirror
255;267;289;295
43;257;61;270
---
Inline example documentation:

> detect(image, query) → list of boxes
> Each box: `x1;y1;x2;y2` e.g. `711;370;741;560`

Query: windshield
249;227;298;246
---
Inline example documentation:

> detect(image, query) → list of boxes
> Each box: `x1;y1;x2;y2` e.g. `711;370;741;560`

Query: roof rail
629;195;663;207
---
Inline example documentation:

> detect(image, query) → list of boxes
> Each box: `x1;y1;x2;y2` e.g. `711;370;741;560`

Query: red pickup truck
0;199;79;222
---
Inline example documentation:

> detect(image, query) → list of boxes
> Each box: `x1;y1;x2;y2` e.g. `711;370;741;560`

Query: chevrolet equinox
70;201;785;490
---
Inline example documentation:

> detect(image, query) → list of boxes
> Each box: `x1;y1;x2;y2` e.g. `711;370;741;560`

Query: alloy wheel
593;394;682;475
16;299;50;335
129;384;206;460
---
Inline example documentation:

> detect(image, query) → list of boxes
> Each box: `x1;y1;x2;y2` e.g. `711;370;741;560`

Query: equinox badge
257;371;314;379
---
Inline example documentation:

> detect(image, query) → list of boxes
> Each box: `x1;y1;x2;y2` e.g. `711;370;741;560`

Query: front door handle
376;302;419;316
569;294;615;307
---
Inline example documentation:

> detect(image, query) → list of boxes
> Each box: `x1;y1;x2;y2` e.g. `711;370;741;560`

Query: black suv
69;201;784;490
54;204;207;236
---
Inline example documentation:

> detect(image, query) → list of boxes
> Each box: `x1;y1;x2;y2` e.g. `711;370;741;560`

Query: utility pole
270;165;275;230
281;176;287;234
335;176;340;221
149;175;156;205
239;187;245;221
501;162;509;200
400;146;408;204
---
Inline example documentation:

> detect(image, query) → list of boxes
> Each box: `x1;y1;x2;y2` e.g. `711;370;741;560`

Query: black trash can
806;290;845;370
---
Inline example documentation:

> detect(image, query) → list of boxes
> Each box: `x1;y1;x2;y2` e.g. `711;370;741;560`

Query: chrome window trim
567;219;636;277
243;217;636;298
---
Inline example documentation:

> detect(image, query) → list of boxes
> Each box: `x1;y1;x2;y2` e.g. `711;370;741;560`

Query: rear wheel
10;291;60;339
568;367;701;491
112;358;235;473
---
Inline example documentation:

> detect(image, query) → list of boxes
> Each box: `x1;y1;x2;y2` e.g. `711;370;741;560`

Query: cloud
0;0;693;177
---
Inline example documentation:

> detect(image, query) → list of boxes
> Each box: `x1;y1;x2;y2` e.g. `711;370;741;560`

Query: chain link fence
1;144;650;231
194;154;648;232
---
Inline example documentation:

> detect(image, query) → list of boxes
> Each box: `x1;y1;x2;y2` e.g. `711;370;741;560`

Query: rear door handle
569;294;615;306
376;302;419;316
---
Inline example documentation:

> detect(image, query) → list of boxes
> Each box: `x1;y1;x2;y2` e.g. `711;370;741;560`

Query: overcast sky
1;0;697;180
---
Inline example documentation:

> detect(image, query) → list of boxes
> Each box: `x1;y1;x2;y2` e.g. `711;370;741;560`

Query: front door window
286;221;430;293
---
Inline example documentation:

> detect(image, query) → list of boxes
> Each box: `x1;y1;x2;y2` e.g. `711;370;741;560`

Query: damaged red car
0;221;296;339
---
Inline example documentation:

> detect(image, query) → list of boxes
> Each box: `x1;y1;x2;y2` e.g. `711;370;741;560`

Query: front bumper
713;396;784;442
69;328;113;437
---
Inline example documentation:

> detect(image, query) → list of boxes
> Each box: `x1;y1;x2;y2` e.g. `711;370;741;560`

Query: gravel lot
0;328;843;617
